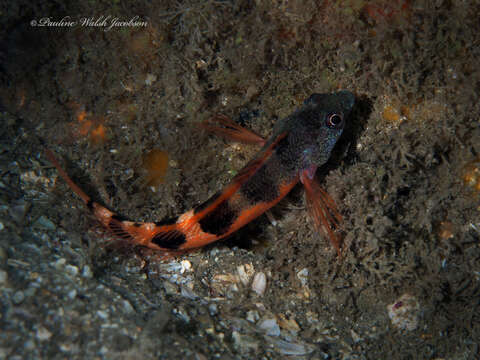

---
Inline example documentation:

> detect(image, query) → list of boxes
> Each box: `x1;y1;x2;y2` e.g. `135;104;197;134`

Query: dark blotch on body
151;230;186;249
198;200;237;235
111;214;128;222
240;164;279;204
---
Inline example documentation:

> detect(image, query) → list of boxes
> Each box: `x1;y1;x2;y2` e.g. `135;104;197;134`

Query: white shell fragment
387;293;421;331
211;273;240;296
264;337;315;356
144;73;157;86
237;263;255;286
258;318;280;336
277;314;300;334
246;310;259;323
251;272;267;296
180;260;192;274
296;268;309;287
212;274;239;283
156;260;195;288
36;326;53;341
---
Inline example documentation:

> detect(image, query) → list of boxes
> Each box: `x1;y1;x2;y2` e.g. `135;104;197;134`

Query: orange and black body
47;91;355;255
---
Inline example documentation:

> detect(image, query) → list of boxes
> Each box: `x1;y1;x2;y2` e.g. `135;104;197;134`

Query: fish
46;91;355;256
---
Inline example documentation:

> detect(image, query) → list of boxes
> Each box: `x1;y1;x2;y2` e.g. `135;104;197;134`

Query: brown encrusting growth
2;0;480;358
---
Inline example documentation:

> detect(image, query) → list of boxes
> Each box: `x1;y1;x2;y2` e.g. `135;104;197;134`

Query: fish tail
46;149;217;251
45;149;91;204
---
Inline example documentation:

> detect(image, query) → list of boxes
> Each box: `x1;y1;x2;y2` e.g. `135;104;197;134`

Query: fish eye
326;113;343;128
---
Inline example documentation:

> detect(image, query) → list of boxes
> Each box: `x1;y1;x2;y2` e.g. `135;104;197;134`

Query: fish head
299;90;355;167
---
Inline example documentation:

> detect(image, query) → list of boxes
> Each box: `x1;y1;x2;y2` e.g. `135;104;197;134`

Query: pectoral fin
301;171;343;256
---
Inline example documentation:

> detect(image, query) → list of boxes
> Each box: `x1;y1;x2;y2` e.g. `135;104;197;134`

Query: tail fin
45;149;185;250
45;149;92;204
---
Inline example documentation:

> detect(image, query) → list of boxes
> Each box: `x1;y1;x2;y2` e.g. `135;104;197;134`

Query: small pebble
232;331;259;353
251;272;266;296
145;73;157;86
9;201;29;222
387;293;421;331
24;287;37;298
36;326;52;341
24;340;35;350
67;289;77;300
59;343;73;352
173;307;190;323
53;258;66;269
163;281;178;296
246;310;259;323
65;264;79;277
0;270;7;285
12;291;25;304
237;265;249;285
258;318;281;336
181;285;199;300
122;300;134;314
277;314;300;334
82;265;93;278
96;310;109;320
209;248;220;257
297;268;309;287
255;302;266;312
266;337;315;356
208;303;218;316
33;215;56;230
351;329;362;343
180;260;192;273
237;264;254;286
